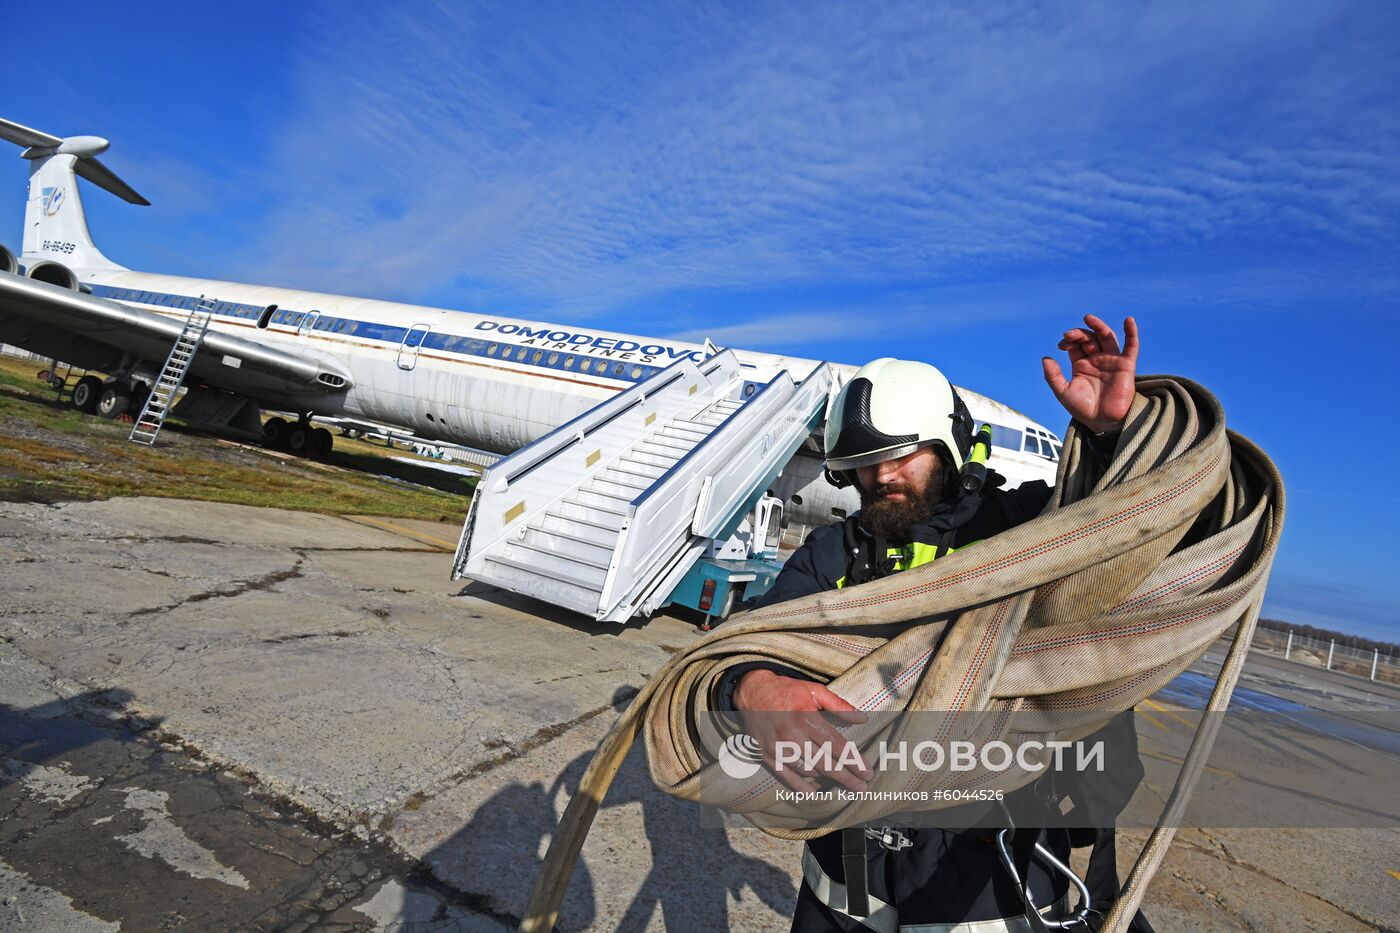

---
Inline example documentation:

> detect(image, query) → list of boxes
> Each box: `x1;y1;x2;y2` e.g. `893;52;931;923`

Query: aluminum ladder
452;350;833;622
129;298;214;446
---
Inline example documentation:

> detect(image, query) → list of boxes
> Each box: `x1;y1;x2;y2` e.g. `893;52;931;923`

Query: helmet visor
824;440;932;473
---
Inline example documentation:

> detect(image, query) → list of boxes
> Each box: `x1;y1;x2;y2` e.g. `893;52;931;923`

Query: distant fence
1251;627;1399;686
0;344;50;363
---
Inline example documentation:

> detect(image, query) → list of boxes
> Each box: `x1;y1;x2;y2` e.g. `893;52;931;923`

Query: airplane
0;117;1062;534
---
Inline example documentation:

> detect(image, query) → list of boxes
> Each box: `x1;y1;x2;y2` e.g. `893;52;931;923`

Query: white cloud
216;0;1399;318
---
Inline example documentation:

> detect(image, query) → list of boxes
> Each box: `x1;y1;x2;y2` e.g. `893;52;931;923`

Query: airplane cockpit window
256;304;278;329
1019;428;1060;460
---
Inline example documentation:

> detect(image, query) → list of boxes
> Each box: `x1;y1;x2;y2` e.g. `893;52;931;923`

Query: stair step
587;476;646;501
620;449;681;470
552;500;626;529
499;542;607;587
521;528;616;567
638;437;692;457
538;513;623;547
662;422;709;438
478;555;600;616
574;483;633;506
566;489;632;515
602;463;662;485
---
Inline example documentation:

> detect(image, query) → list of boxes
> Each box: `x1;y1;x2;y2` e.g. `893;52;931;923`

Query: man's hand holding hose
733;669;873;793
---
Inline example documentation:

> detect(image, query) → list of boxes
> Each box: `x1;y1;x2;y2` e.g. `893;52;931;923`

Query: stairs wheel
71;376;103;414
311;428;333;457
262;417;289;448
96;383;132;419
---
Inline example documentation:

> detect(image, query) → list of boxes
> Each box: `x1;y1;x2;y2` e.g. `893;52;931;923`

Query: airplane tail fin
0;117;148;271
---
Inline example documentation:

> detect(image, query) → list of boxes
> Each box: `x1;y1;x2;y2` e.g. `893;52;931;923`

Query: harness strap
842;826;872;918
802;845;897;933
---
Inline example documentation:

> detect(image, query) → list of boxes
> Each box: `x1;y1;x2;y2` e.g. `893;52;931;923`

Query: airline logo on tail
41;186;64;216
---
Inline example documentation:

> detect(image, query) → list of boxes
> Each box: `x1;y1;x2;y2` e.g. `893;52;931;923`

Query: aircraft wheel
71;376;103;414
262;417;289;448
311;428;333;457
96;383;132;419
129;382;151;414
286;424;313;456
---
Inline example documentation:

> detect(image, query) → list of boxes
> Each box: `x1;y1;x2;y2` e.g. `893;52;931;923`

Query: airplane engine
26;260;80;291
0;244;16;275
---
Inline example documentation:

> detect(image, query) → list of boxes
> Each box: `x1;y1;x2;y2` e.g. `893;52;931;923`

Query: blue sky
3;1;1398;639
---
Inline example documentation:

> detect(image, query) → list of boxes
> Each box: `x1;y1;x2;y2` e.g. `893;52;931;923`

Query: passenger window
256;304;279;329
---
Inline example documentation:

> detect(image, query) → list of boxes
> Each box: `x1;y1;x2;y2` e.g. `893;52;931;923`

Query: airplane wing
0;271;353;398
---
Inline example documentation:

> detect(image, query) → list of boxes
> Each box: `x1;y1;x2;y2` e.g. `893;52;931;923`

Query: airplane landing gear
285;423;313;456
96;383;132;419
71;376;103;414
262;417;289;448
262;417;332;458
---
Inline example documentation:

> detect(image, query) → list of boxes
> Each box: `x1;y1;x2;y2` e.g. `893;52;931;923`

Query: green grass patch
0;355;473;521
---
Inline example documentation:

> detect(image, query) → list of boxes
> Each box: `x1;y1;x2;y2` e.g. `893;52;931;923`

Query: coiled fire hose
521;376;1283;932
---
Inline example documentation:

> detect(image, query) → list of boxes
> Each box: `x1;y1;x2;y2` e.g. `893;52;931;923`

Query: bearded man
718;316;1153;932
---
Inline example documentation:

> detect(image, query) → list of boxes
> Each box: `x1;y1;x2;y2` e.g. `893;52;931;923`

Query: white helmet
824;358;974;474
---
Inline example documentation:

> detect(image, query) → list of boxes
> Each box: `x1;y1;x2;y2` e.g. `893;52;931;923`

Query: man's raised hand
1041;314;1139;434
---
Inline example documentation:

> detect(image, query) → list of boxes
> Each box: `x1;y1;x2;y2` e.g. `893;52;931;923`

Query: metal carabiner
994;828;1093;930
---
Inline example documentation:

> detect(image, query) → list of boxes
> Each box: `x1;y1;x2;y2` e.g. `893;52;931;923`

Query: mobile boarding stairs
451;351;834;623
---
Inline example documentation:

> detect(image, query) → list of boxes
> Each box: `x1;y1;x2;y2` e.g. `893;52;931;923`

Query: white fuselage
72;266;1063;526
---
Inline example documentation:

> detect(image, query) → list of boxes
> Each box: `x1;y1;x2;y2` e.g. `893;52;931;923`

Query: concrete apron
0;498;1388;931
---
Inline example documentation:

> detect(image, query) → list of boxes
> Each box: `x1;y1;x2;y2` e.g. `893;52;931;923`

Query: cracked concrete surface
1;497;1395;930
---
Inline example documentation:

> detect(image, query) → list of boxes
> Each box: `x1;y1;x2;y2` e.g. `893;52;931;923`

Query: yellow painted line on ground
1143;697;1199;730
1134;704;1167;730
1388;869;1400;882
346;515;456;551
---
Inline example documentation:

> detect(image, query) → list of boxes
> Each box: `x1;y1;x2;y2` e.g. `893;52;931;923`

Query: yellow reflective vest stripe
835;538;979;588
